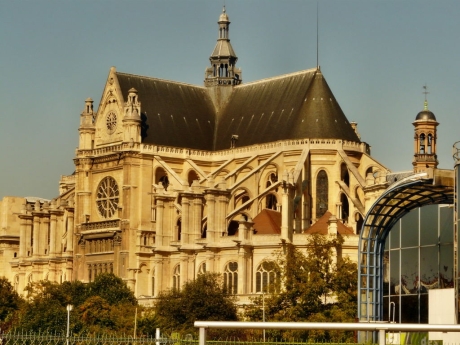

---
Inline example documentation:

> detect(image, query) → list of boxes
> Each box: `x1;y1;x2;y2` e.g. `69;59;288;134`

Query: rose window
96;177;119;218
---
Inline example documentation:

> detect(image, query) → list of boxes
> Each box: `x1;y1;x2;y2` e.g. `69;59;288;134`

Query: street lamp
66;304;73;345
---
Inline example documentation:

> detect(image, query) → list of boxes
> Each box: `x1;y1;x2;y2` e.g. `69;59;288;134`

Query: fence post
198;327;206;345
378;329;386;345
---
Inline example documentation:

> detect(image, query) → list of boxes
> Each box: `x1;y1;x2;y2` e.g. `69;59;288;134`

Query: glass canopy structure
358;168;455;322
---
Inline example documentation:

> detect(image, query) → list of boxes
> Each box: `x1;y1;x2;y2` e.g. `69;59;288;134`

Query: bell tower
205;7;242;111
412;88;439;173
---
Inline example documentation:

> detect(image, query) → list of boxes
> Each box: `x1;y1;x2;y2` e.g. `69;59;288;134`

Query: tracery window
223;262;238;294
316;170;328;218
96;177;119;218
255;261;278;293
173;265;180;290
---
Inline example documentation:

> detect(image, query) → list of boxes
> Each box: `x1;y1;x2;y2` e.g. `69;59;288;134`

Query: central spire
204;6;242;87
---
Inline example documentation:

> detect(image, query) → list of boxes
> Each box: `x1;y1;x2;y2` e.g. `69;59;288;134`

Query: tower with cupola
205;6;242;110
412;93;439;173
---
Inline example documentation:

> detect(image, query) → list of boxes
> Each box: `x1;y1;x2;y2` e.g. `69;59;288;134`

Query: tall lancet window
419;133;426;154
316;170;328;218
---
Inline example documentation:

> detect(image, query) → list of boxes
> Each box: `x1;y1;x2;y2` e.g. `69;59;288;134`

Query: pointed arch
172;264;181;290
187;169;199;186
223;261;238;294
340;192;350;224
341;163;350;187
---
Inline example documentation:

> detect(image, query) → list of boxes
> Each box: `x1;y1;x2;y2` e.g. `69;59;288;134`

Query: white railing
194;321;460;345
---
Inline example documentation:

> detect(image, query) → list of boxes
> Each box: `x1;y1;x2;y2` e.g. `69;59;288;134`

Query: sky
1;0;459;200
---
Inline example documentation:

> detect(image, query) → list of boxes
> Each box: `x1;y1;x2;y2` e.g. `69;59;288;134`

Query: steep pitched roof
252;209;281;234
114;67;360;151
214;68;359;150
116;72;216;150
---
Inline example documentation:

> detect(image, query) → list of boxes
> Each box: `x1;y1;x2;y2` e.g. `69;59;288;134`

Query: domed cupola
412;96;439;173
415;100;437;121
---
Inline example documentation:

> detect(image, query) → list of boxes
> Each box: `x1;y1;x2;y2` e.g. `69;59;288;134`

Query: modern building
0;7;390;305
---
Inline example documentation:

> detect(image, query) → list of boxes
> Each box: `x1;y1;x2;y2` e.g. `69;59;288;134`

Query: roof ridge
116;71;206;89
235;68;317;88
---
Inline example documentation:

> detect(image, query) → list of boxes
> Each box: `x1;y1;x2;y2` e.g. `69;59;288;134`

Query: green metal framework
358;169;454;322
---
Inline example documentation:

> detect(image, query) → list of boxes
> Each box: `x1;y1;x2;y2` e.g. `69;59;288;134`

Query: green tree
87;273;137;306
15;273;139;335
245;235;358;342
19;281;69;333
154;272;238;336
0;277;23;330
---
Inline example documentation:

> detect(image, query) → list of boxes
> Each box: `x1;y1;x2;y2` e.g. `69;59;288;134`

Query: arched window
256;261;278;293
14;275;19;292
265;194;278;210
234;188;250;210
316;170;328;218
223;262;238;294
156;168;169;190
419;133;426;154
355;213;364;235
198;262;206;275
427;134;433;154
340;193;350;224
227;220;239;236
173;265;180;290
201;223;207;239
188;170;199;186
341;163;350;187
265;173;278;210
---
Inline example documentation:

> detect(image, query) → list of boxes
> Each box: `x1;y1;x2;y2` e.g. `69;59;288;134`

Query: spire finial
423;84;429;110
316;2;319;68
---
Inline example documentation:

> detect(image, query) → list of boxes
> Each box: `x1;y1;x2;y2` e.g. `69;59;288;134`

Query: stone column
192;196;202;241
153;256;162;296
67;209;74;254
181;196;190;245
281;183;291;242
205;193;216;242
49;212;57;255
18;215;29;259
155;199;164;246
32;215;40;258
42;217;50;255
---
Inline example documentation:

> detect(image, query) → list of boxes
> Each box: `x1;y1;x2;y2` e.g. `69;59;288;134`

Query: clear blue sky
1;0;459;200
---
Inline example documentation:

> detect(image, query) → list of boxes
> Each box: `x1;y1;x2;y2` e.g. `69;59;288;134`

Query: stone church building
0;7;415;305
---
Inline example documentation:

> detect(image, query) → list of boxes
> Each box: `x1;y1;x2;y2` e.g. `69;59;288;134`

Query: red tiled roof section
304;211;354;235
253;209;281;234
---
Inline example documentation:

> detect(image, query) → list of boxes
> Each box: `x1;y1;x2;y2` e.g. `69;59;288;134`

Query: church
2;7;412;306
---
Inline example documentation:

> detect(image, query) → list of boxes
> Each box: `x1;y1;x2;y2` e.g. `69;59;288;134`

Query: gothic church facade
0;8;392;304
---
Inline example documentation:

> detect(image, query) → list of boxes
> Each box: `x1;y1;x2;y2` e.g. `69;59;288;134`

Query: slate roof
115;67;360;151
117;73;216;150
